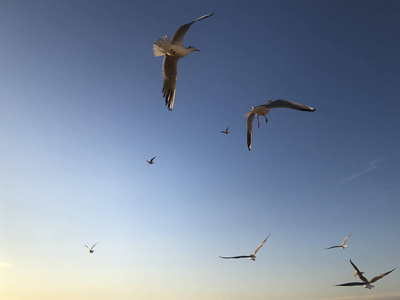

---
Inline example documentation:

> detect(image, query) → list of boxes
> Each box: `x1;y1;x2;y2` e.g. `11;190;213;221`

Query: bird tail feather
153;36;172;57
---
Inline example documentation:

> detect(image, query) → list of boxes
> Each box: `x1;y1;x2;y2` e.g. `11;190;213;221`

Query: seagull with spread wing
147;156;156;164
153;13;214;110
219;233;271;261
221;127;229;135
335;259;395;289
244;99;315;150
325;231;353;250
85;242;99;254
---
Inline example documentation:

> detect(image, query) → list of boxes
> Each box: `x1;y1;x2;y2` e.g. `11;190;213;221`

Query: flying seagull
219;233;271;261
153;13;214;110
85;242;99;253
221;127;229;135
335;259;395;289
147;156;156;164
244;99;315;150
325;231;353;250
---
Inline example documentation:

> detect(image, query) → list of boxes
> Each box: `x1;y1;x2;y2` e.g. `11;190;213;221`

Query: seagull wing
91;242;100;251
263;99;316;112
252;233;271;256
370;268;396;283
219;255;251;259
162;56;179;110
85;245;89;248
350;260;369;282
246;112;255;151
335;282;365;286
325;245;341;249
150;156;156;163
342;231;353;246
171;13;214;46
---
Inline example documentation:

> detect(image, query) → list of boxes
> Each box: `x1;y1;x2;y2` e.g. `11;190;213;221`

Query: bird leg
257;115;260;128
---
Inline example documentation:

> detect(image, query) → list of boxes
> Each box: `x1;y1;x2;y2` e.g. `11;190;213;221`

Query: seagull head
188;46;200;52
341;245;347;249
249;255;256;261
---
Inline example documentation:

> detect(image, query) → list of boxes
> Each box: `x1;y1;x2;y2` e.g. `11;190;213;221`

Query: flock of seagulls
150;13;396;290
86;13;396;295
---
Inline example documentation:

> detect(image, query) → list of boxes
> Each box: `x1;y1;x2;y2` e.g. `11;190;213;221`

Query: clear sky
1;0;399;299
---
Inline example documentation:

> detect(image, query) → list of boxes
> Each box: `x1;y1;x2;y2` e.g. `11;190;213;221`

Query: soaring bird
244;99;315;150
147;156;156;164
219;233;271;261
325;231;353;250
85;242;99;253
153;13;214;110
221;127;229;135
335;259;395;289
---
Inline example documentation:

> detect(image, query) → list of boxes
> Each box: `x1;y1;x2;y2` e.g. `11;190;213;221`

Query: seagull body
244;99;315;150
221;127;229;134
85;242;99;253
219;233;271;261
325;231;353;250
153;13;214;110
335;259;395;289
147;156;156;164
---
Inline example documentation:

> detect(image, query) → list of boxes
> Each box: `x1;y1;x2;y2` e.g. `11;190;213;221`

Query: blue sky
1;0;400;299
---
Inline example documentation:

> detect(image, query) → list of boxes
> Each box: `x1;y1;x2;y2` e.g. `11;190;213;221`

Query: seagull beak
194;48;200;51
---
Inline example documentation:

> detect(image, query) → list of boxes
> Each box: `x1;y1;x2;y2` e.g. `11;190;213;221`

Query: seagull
221;127;229;134
85;242;99;253
244;99;315;150
153;13;214;110
325;231;353;250
335;259;395;289
219;233;271;261
147;156;156;164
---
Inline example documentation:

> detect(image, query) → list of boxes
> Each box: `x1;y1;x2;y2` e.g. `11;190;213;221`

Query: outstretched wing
325;245;341;250
162;56;179;110
219;255;250;259
246;112;255;151
350;259;368;282
342;231;353;246
150;156;156;163
85;245;89;249
252;233;271;256
91;242;100;251
370;268;396;283
171;13;214;46
263;99;316;112
335;282;365;287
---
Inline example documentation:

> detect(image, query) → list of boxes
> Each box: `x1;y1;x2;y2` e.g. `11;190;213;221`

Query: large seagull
325;231;353;250
219;233;271;261
244;99;315;150
335;259;395;289
153;13;214;110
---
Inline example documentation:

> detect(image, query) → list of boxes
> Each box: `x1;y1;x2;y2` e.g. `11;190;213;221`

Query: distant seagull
335;259;396;289
221;127;229;135
147;156;156;164
244;99;315;150
153;13;214;110
219;233;271;261
325;231;353;250
85;242;99;253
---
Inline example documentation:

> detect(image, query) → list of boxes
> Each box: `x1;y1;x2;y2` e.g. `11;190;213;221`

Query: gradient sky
1;1;400;299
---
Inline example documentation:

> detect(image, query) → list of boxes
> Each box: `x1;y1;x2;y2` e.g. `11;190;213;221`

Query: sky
1;0;400;299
